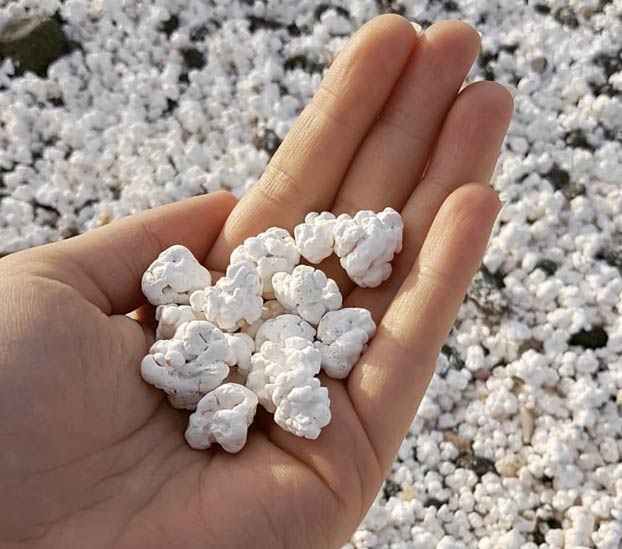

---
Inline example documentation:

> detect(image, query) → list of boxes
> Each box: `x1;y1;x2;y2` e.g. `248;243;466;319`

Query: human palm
0;16;512;549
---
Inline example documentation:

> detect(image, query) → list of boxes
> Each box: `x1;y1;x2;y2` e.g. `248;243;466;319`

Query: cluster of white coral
139;213;396;451
295;207;404;288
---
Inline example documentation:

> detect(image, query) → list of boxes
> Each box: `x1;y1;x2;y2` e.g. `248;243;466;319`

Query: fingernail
503;84;517;99
411;21;423;34
477;30;483;39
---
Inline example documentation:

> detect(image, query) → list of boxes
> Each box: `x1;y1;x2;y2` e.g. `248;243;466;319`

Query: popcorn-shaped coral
241;299;286;338
255;313;316;349
155;303;204;339
333;207;403;288
142;245;212;305
273;377;331;439
140;320;231;409
185;383;258;453
294;211;337;264
225;332;255;372
272;265;342;325
190;261;263;332
246;336;322;413
230;227;299;295
315;308;376;379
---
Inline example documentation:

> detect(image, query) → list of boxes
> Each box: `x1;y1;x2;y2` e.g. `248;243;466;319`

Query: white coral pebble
294;211;337;264
230;227;299;295
255;313;316;348
273;377;331;439
272;265;342;325
315;308;376;379
190;261;263;332
140;321;231;410
332;207;403;288
241;300;286;338
141;245;213;305
155;304;204;339
185;383;258;453
246;336;321;412
246;337;330;438
224;332;255;372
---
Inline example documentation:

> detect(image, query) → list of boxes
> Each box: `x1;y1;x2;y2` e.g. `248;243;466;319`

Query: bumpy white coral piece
272;265;342;325
225;332;255;372
140;320;231;409
333;208;403;288
254;314;316;349
230;227;299;295
190;261;263;332
241;300;286;338
246;336;324;411
248;337;330;439
294;211;337;264
155;304;204;339
141;245;213;305
315;308;377;379
273;377;331;439
185;383;258;453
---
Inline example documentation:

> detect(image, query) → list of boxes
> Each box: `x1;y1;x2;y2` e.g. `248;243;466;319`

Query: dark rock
518;338;545;355
314;5;350;20
159;15;179;36
545;165;585;199
253;128;282;157
375;0;406;15
248;16;283;32
597;246;622;271
424;498;444;508
443;1;459;11
467;266;508;319
591;82;619;97
565;129;594;150
165;98;178;114
181;47;205;70
534;4;551;14
545;164;570;189
441;345;466;370
286;23;302;36
480;50;498;81
383;479;401;499
531;56;548;73
593;51;622;79
535;259;558;275
568;326;608;349
456;453;496;476
284;55;325;73
190;26;210;42
500;44;520;54
49;96;64;107
0;16;74;77
554;7;579;28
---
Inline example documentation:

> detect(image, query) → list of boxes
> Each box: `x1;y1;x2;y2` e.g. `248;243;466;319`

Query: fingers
348;81;514;315
4;192;237;315
332;20;481;216
347;182;501;470
206;15;418;270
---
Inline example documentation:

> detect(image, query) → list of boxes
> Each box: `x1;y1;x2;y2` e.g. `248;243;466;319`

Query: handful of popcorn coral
140;208;403;453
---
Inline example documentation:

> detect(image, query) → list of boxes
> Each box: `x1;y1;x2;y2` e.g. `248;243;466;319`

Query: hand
0;15;512;549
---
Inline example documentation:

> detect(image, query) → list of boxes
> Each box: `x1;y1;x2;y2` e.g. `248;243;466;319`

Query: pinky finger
347;182;501;471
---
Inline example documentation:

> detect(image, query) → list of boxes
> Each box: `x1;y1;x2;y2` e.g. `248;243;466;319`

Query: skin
0;16;513;549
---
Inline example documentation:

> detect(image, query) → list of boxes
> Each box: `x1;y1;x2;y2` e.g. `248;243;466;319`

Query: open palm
0;16;513;549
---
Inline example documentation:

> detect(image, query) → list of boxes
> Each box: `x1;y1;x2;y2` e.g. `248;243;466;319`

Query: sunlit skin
0;15;512;549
